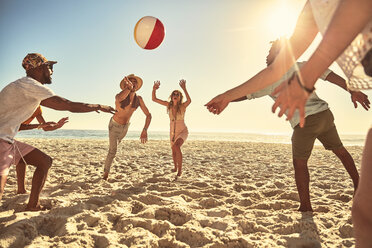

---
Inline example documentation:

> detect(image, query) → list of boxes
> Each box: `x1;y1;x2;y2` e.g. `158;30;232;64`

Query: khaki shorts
291;109;343;159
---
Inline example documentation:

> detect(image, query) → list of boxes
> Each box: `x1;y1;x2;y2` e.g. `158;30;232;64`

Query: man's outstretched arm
325;72;370;110
41;96;115;113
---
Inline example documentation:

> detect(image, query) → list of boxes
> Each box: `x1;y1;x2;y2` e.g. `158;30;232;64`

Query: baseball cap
22;53;57;71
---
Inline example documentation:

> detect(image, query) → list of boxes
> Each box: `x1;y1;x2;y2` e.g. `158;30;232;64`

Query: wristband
288;72;315;94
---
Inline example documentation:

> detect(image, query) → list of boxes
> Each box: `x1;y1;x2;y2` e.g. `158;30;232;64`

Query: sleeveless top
169;104;186;121
309;0;372;90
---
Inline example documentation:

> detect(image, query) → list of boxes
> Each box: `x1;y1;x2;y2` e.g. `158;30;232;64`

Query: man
103;74;152;180
0;53;115;211
233;38;369;212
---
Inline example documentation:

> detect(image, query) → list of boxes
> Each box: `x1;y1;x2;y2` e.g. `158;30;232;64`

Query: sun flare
266;1;299;38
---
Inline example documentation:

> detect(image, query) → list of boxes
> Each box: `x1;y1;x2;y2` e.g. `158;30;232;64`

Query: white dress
310;0;372;90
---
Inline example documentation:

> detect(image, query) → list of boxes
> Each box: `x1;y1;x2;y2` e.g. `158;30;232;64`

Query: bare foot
103;172;109;180
171;168;177;172
17;189;27;194
25;204;49;212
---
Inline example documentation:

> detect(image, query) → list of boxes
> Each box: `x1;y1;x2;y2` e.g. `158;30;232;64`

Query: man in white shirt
233;38;370;212
0;53;115;211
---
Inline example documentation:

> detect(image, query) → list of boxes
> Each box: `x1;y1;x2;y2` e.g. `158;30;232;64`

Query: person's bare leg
0;175;7;201
332;146;359;192
171;146;177;172
174;139;184;178
293;158;313;212
16;161;27;194
352;128;372;248
22;148;52;211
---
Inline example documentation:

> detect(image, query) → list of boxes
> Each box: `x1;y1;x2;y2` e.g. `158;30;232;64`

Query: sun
266;1;300;39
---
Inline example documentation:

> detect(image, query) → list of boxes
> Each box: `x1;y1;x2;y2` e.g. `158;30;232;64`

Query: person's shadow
284;212;321;248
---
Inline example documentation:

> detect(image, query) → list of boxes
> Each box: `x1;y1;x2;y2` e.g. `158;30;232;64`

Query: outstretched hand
271;76;309;127
96;105;116;114
205;93;230;115
350;91;370;110
153;81;160;91
42;117;69;131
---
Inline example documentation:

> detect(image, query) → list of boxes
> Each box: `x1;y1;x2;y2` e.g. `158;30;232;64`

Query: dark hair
120;94;140;109
267;37;286;66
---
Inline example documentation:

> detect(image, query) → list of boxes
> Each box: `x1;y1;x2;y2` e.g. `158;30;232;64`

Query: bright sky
0;0;371;135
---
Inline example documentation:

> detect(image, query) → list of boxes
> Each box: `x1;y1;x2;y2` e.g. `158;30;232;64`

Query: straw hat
120;74;143;91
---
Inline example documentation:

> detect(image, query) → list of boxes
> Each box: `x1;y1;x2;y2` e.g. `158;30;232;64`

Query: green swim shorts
291;109;343;160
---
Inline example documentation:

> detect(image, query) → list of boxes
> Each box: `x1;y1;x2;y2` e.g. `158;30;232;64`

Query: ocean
16;129;366;146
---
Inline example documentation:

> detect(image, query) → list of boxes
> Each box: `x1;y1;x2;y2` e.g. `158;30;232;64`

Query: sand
0;139;363;248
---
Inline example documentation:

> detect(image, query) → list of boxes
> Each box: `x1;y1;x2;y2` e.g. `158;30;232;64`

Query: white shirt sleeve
20;77;55;101
246;84;275;100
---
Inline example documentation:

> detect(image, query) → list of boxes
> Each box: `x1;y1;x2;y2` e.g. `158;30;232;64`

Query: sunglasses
172;92;180;96
46;64;54;70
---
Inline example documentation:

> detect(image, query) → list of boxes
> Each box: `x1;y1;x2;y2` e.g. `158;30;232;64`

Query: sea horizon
16;129;366;146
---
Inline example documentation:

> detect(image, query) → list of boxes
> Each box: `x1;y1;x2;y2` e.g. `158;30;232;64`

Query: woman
152;79;191;179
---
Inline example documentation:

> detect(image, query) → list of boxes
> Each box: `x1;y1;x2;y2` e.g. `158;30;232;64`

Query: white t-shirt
309;0;372;90
246;62;332;128
0;77;55;143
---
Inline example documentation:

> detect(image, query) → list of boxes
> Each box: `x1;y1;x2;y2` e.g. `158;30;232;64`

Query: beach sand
0;139;362;248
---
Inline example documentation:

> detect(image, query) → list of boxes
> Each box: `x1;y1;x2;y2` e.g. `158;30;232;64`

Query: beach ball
134;16;165;50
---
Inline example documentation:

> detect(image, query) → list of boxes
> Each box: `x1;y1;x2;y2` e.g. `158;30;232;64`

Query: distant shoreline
15;129;366;146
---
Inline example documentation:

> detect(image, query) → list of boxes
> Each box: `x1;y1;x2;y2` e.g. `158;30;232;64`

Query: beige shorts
291;109;343;159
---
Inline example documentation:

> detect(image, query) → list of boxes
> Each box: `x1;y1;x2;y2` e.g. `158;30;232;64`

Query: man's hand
96;105;116;114
140;129;148;144
122;77;134;90
350;91;370;110
205;93;231;115
272;75;309;128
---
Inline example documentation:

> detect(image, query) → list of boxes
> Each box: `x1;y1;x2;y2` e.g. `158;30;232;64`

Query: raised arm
299;0;372;90
325;72;370;110
272;0;372;127
205;1;319;115
41;96;115;114
116;77;133;102
138;96;152;144
152;81;168;106
179;79;191;108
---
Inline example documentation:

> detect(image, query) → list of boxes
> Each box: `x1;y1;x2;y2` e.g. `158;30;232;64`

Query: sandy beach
0;138;362;247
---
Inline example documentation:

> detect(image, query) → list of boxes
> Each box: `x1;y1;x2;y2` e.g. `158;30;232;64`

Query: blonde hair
167;90;184;115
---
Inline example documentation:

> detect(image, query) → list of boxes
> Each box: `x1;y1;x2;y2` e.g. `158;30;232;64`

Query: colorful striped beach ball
134;16;165;50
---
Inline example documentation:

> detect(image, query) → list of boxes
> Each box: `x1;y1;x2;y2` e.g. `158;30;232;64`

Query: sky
0;0;371;135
